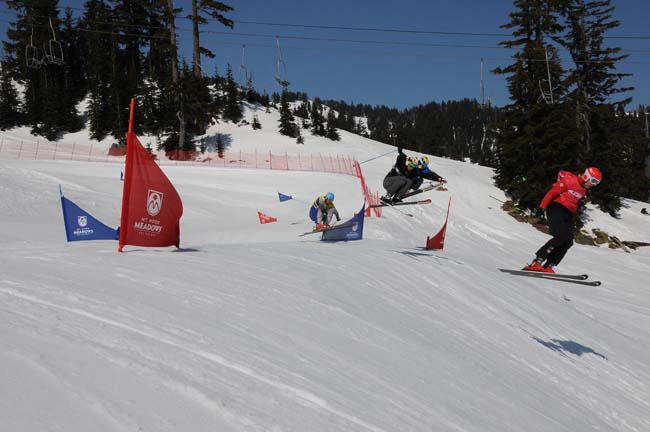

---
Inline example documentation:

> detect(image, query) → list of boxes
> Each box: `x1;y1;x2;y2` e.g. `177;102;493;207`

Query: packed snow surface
1;106;650;431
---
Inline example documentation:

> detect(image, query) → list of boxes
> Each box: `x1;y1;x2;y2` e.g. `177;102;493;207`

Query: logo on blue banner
60;186;119;242
321;203;365;242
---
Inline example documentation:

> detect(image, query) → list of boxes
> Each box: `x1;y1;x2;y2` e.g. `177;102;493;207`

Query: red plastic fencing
354;161;382;218
0;138;380;217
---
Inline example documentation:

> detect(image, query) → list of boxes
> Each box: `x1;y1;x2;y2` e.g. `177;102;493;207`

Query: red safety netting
0;138;379;217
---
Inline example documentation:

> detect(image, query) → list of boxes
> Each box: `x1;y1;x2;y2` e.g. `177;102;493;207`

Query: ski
499;269;601;286
370;198;432;208
401;181;445;198
499;269;588;280
299;223;353;236
402;184;437;199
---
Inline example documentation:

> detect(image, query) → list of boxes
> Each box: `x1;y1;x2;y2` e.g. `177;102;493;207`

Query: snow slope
1;106;650;432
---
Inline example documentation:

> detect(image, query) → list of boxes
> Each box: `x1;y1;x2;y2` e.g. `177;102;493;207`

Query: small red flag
426;196;451;251
257;211;278;224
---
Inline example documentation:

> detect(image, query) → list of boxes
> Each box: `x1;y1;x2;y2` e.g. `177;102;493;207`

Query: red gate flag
257;211;278;224
119;99;183;252
426;196;451;251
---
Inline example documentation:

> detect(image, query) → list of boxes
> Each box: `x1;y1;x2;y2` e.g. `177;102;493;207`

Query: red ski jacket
539;171;586;213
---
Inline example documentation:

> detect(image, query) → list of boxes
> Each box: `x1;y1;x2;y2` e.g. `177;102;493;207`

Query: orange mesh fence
0;138;377;216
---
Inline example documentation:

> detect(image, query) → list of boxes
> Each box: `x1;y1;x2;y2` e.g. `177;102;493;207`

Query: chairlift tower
239;44;253;91
274;36;290;89
481;57;485;106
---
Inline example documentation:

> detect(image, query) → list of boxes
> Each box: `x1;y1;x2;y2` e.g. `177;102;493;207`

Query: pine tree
492;0;568;209
0;59;22;129
310;98;326;136
251;114;262;130
325;109;340;141
81;0;114;140
553;0;637;211
278;90;299;138
189;1;233;79
222;64;242;122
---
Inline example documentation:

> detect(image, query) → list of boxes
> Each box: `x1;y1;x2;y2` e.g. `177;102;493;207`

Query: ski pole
357;149;397;165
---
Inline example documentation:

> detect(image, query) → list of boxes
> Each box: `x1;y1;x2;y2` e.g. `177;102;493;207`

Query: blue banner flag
60;186;119;242
321;203;365;242
278;192;293;202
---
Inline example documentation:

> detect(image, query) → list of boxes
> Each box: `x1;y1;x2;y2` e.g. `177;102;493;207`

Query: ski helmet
325;192;335;201
582;167;602;186
422;156;429;165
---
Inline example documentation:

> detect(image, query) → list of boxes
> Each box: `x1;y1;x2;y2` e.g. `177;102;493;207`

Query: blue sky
1;0;649;109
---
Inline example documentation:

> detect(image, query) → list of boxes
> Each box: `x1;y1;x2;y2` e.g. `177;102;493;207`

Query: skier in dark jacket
523;167;603;273
381;148;416;203
414;156;446;185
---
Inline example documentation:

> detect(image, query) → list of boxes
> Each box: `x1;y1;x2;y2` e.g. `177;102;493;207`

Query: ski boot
522;259;545;272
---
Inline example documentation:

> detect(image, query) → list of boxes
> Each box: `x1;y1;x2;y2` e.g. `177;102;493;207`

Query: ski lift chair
274;37;290;88
537;80;554;105
25;27;43;68
44;18;64;66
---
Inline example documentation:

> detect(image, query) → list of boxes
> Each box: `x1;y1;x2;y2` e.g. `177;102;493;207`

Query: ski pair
401;181;443;199
370;198;432;209
499;269;601;286
299;222;353;236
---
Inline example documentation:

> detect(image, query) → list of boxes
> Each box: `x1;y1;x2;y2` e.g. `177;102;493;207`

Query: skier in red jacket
523;167;603;273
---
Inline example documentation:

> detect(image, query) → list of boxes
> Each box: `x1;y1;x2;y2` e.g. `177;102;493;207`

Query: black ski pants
535;202;575;266
383;174;413;198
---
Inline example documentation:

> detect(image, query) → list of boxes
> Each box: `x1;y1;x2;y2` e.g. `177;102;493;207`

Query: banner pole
119;98;136;252
128;98;135;134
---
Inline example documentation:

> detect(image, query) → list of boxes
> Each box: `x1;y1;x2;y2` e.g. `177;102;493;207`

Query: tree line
492;0;650;215
0;0;648;214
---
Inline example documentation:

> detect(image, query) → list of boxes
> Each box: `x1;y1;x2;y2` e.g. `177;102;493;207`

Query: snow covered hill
1;105;650;431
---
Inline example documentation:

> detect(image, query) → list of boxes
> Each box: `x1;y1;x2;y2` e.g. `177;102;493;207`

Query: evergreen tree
310;98;326;136
222;64;242;122
278;90;299;138
80;0;114;140
492;0;568;209
2;0;84;140
325;109;340;141
189;0;233;79
0;59;22;129
251;113;262;130
553;0;638;211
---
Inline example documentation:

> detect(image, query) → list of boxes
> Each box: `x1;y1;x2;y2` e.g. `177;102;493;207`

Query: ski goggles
585;175;601;186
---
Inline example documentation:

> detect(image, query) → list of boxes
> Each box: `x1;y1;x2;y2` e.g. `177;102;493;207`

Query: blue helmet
325;192;334;201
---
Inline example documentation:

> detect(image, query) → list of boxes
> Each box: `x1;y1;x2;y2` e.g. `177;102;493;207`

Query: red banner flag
119;101;183;251
257;211;278;224
426;196;451;251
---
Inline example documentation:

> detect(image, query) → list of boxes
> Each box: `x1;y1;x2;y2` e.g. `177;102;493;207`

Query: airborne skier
523;167;603;273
